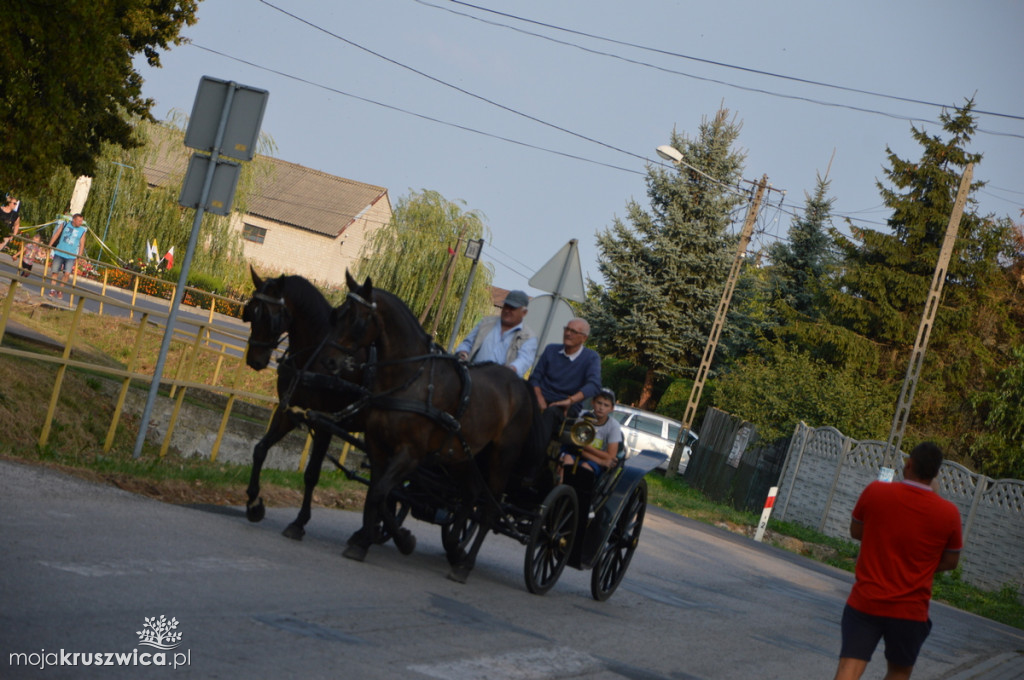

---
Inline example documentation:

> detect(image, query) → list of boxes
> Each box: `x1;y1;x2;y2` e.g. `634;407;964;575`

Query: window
610;412;629;425
667;424;680;442
242;223;266;244
633;415;663;436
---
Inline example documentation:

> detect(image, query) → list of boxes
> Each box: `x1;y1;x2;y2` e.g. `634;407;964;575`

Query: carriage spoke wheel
376;494;410;545
524;485;578;595
442;508;479;555
590;479;647;602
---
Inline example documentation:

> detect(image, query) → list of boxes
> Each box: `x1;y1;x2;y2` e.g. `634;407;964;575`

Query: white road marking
39;556;278;577
408;646;603;680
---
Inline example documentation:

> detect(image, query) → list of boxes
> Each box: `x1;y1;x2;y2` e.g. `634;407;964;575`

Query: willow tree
584;109;747;408
356;189;494;346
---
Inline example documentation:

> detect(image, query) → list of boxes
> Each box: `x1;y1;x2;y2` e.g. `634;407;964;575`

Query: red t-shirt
847;480;963;621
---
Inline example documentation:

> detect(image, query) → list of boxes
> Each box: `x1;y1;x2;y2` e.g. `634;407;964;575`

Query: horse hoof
246;498;265;523
394;529;416;556
282;524;305;541
343;544;368;562
447;566;470;584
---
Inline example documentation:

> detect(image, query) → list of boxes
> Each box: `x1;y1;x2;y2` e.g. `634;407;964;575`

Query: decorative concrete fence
774;422;1024;593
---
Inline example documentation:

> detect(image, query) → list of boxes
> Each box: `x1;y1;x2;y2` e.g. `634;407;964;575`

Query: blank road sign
179;155;242;216
184;76;269;162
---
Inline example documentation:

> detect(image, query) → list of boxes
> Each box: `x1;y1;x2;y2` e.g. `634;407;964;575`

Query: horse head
242;266;293;370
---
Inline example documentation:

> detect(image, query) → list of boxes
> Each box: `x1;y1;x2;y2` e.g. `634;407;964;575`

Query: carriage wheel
524;485;578;595
590;479;647;602
442;509;479;555
376;494;410;545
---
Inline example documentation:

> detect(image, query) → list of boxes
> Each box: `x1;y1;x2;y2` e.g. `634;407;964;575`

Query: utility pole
666;175;769;477
881;163;973;476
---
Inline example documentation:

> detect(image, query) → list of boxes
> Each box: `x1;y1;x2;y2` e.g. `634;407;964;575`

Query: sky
135;0;1024;295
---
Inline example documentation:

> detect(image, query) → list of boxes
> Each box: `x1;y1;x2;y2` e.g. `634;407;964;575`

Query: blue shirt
455;317;538;376
54;221;87;258
529;343;602;406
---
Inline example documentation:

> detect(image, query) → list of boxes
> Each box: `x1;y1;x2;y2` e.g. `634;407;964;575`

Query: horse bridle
246;291;291;350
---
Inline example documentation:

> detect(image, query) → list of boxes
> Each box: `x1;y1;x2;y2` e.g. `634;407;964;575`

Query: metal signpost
133;77;268;459
447;238;485;352
528;239;586;366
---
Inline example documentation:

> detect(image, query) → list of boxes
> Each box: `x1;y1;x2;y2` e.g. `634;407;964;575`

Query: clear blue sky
136;0;1024;294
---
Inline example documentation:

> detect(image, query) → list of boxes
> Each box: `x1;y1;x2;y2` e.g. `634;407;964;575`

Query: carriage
374;425;666;600
242;269;666;600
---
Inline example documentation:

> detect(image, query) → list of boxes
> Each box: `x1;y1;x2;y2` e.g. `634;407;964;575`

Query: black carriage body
567;449;666;570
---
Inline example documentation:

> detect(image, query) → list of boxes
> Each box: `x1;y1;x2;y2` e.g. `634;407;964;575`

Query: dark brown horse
319;273;548;583
241;268;367;540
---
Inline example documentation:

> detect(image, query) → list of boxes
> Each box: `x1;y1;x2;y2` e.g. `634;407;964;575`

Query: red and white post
754;486;779;542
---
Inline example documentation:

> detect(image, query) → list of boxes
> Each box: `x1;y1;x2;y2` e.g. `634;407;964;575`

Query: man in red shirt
834;442;963;680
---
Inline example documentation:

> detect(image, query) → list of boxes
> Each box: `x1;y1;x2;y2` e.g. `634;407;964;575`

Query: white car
609;405;698;473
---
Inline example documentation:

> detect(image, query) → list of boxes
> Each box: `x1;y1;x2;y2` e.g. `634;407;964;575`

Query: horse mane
371;287;437;351
280;275;333;332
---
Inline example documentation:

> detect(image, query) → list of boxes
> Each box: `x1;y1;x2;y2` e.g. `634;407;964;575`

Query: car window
667;423;680;442
633;415;663;436
610;411;629;425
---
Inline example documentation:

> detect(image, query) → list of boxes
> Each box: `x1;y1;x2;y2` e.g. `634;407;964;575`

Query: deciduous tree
0;0;199;194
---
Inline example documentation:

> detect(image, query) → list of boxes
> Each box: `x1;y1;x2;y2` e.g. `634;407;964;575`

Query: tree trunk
637;368;657;409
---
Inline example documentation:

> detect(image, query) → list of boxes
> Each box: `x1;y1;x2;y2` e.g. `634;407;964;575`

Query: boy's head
593;387;616;410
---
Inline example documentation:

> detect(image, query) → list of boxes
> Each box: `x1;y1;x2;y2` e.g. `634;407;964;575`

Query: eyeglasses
563;326;586;336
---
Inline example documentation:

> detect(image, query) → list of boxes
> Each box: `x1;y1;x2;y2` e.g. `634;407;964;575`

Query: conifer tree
584;109;746;408
821;100;1024;454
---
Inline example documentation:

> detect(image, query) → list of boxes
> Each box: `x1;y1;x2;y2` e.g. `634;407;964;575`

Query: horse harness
329;290;475;460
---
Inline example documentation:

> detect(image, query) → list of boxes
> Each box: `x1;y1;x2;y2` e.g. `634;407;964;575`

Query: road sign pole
132;86;238;459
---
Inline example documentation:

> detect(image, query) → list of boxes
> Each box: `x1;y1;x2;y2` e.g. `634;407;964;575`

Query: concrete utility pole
666;175;769;477
881;163;974;474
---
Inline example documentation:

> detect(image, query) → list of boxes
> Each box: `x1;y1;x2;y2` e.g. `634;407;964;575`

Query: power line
434;0;1024;125
189;43;643;177
255;1;752;197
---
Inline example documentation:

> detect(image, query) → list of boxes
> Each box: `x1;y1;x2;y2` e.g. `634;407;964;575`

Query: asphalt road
2;460;1021;680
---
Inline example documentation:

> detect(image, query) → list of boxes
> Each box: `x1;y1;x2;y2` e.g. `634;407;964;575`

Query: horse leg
344;446;419;561
282;428;331;540
246;407;294;522
447;459;493;583
447;506;492;584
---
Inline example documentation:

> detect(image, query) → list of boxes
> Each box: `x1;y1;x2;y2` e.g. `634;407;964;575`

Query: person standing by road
833;441;963;680
47;213;88;300
0;194;21;254
455;290;537;376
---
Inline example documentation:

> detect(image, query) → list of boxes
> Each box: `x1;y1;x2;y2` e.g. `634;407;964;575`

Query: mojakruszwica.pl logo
8;615;191;670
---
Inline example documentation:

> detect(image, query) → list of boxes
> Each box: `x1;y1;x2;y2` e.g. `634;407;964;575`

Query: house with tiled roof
143;125;391;288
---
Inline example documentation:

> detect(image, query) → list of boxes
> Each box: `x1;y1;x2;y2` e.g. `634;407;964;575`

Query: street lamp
656;145;683;164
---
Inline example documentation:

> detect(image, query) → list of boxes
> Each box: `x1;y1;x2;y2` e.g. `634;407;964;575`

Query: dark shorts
840;604;932;667
52;254;75;272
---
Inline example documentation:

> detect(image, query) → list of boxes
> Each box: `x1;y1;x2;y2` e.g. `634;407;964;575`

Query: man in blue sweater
529;317;602;446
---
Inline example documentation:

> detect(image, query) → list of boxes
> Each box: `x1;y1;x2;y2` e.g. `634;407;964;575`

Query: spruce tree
584;109;746;408
822;100;1024;455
